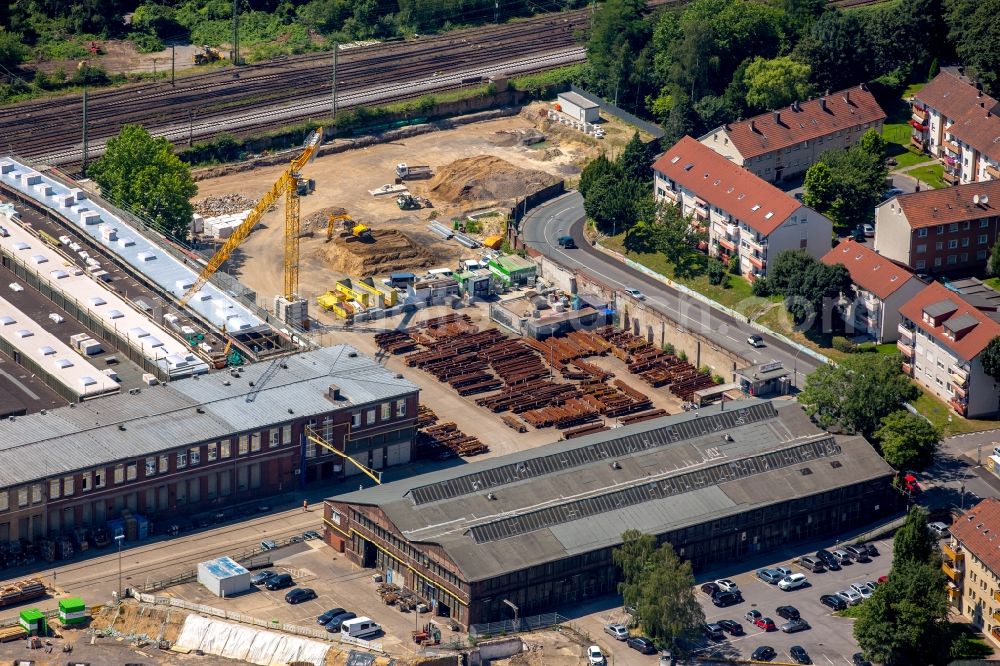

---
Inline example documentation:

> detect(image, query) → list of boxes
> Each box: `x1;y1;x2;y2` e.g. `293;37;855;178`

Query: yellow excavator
178;128;323;314
327;213;372;242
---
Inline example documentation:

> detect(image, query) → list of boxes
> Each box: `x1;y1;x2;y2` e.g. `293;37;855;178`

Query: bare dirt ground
494;630;588;666
31;42;205;76
192;103;642;311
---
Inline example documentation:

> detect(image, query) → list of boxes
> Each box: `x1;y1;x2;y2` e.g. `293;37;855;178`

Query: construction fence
567;85;665;141
469;612;568;639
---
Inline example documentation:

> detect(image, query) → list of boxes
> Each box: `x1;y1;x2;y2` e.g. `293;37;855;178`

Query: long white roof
0;293;119;399
0;207;208;378
0;158;267;332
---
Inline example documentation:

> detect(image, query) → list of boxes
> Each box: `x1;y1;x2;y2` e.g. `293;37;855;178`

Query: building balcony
897;341;915;357
911;134;927;150
944;140;961;155
947;582;961;604
986;163;1000;180
693;207;709;222
950;370;969;387
718;237;737;252
902;362;913;376
953;384;967;399
942;542;964;563
748;254;766;270
942;560;963;583
949;398;968;416
993;589;1000;605
943;170;960;185
911;105;927;120
746;235;766;251
661;188;679;203
898;325;914;342
950;364;969;381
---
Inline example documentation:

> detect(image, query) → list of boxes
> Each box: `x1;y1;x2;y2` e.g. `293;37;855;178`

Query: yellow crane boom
179;128;323;309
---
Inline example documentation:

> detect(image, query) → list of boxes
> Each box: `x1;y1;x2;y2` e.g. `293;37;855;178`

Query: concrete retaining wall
469;637;523;665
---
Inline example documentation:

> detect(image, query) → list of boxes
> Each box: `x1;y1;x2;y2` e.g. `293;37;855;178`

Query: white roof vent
30;254;47;264
107;309;124;319
54;358;73;368
15;328;32;338
38;345;55;355
49;269;68;279
0;315;14;325
12;242;29;251
88;296;107;307
751;204;761;211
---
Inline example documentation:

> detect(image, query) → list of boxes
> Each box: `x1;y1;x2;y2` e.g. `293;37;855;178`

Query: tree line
585;0;999;142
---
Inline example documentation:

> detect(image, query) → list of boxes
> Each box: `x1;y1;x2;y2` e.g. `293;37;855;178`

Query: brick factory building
0;345;418;543
324;399;902;628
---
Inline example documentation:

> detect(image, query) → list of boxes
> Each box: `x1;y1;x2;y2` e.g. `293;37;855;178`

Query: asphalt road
520;191;822;387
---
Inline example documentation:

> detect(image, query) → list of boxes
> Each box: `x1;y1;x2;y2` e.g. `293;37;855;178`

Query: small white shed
557;92;600;123
197;556;252;597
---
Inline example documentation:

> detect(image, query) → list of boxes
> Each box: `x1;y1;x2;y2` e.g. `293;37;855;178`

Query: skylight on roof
751;204;761;211
670;156;680;164
764;212;774;220
738;193;746;200
683;163;694;171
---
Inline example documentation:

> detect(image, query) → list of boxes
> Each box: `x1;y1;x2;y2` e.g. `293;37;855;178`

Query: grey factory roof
331;399;893;582
0;345;418;489
0;157;267;332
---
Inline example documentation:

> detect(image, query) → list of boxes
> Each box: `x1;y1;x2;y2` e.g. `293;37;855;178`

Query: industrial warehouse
0;344;418;543
324;399;903;627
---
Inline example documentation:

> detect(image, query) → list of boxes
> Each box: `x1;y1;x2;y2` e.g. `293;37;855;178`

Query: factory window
981;234;989;244
190;447;200;465
49;479;60;500
366;409;376;425
381;403;391;421
961;253;968;262
982;219;990;228
917;244;927;254
114;465;124;484
936;242;944;251
221;441;231;458
396;399;406;417
17;488;27;507
126;463;137;481
917;228;928;237
251;433;261;452
159;455;168;473
177;451;187;469
63;477;73;496
282;425;291;444
208;443;217;461
239;435;249;455
979;251;989;260
949;239;959;249
351;412;361;428
916;260;926;269
145;457;156;477
82;472;91;492
963;237;970;247
948;255;958;264
964;221;971;230
269;428;279;448
937;225;945;235
950;223;959;232
0;491;6;512
95;469;105;488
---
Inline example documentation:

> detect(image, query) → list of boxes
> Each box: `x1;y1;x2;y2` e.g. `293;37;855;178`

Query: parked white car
588;645;606;665
837;589;864;605
714;578;740;593
851;582;874;599
778;573;808;591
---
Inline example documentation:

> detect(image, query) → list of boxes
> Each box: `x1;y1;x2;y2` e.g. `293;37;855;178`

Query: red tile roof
820;240;917;300
889;180;1000;230
951;498;1000;576
714;84;886;160
916;72;1000;163
652;136;800;235
898;281;1000;361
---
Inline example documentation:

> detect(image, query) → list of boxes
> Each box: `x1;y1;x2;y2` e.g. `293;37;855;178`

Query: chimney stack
774;110;781;125
844;90;852;105
820;98;827;113
750;119;757;133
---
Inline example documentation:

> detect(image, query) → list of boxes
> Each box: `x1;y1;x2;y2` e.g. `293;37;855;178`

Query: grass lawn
883;122;931;169
875;343;899;355
909;163;948;189
911;391;998;437
985;277;1000;291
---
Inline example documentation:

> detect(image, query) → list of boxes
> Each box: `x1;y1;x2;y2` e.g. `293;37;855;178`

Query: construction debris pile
376;314;669;441
193;194;259;217
377;582;421;611
412;405;488;458
424;156;559;206
323;228;434;276
595;326;717;401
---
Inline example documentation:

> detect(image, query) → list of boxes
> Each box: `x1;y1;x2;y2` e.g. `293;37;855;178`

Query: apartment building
820;240;924;343
944;497;1000;646
897;282;1000;418
874;180;1000;273
910;72;1000;185
700;83;886;183
653;136;833;280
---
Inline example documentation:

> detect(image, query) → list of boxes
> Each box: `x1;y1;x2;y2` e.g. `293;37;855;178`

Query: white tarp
175;614;330;666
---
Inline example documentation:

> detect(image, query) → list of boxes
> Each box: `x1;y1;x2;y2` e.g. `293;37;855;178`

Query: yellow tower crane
178;128;323;325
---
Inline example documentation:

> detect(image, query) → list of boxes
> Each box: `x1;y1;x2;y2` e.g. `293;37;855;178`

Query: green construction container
58;597;88;626
19;608;46;636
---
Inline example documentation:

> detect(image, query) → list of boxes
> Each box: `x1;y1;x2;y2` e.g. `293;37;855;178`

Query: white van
341;616;381;639
427;268;454;278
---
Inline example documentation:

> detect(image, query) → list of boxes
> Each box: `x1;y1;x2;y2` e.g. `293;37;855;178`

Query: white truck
395;163;433;180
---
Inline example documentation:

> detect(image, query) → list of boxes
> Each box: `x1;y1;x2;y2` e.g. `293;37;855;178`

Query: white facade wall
873;201;914;267
905;327;996;418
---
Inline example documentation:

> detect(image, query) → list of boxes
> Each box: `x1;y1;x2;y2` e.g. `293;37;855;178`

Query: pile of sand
425;155;560;206
322;228;433;276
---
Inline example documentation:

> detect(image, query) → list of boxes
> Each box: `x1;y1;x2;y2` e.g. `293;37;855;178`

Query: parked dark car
853;653;873;666
701;582;720;596
751;646;776;661
557;235;577;249
790;645;812;664
325;612;357;632
820;594;848;611
703;623;724;641
816;549;841;571
717;619;744;636
776;605;800;621
781;618;810;633
303;530;322;540
317;608;347;625
862;542;880;557
712;590;743;607
626;636;656;654
799;556;826;573
844;545;871;563
284;588;316;604
265;573;294;590
250;570;276;585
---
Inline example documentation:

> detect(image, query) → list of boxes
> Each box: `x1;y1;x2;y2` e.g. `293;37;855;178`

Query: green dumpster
58;597;88;626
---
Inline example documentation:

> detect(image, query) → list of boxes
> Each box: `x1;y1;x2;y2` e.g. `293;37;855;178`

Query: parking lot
572;536;895;666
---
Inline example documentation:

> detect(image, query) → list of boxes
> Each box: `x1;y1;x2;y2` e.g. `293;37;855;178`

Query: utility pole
231;0;240;66
188;110;195;147
81;88;89;174
171;44;176;85
495;0;499;24
331;42;338;124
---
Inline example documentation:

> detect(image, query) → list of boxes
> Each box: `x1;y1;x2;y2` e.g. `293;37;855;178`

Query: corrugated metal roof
332;400;893;581
0;345;418;488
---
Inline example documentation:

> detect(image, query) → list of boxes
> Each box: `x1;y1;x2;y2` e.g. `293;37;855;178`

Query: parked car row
602;624;657;654
799;542;879;573
752;645;812;664
700;578;745;607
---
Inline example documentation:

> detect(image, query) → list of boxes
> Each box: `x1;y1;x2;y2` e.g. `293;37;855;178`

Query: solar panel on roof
410;403;778;505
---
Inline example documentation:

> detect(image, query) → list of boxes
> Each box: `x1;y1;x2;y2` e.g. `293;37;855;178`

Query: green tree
584;173;638;236
858;127;889;162
946;0;1000;95
768;249;816;294
658;202;707;278
893;505;938;566
0;29;27;69
988;241;1000;277
618;132;653;184
613;533;705;653
579;154;620;199
854;561;951;665
802;161;836;214
88;125;197;239
793;11;868;92
875;411;941;470
706;258;726;285
743;55;813;112
981;336;1000;379
786;261;852;325
585;0;653;111
804;144;888;231
799;353;920;434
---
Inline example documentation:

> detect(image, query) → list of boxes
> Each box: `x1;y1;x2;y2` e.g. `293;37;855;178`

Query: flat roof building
325;399;901;627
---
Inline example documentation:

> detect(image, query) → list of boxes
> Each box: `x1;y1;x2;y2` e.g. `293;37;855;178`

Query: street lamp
115;534;125;600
